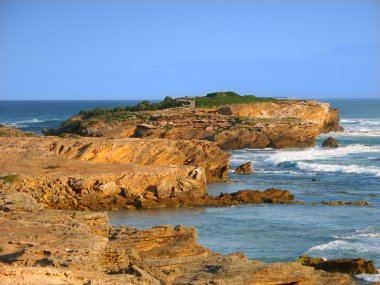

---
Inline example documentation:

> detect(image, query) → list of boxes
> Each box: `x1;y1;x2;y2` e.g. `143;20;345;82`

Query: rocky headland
44;99;342;149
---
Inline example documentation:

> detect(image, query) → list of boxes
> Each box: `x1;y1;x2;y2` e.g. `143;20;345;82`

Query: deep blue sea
1;99;379;283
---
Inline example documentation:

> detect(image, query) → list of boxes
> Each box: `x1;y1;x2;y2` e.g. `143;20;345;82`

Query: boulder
234;162;253;174
297;255;378;275
322;137;338;148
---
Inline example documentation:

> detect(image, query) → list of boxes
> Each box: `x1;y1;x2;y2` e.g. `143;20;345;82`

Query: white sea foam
308;227;380;255
341;118;380;126
341;119;359;123
295;162;380;177
265;145;378;165
329;130;380;137
356;273;380;282
307;228;380;281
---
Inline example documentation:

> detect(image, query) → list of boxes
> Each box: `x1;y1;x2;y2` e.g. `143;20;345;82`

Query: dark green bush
1;174;19;184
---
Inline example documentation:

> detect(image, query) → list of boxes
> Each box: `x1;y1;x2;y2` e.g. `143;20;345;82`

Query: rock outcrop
48;137;230;181
0;192;355;285
0;136;228;210
45;100;343;149
0;137;299;210
298;255;378;275
322;137;339;148
0;124;36;137
234;162;253;174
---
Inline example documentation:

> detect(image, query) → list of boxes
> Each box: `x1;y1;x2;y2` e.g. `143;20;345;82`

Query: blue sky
1;0;379;100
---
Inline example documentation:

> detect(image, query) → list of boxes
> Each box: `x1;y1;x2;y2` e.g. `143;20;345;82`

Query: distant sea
0;100;145;134
1;98;380;283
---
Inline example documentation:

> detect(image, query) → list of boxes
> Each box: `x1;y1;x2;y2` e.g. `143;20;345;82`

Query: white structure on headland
175;97;196;109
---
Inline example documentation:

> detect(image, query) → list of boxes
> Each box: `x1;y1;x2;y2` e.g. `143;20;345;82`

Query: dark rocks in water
322;137;338;148
138;188;297;208
321;201;371;206
297;255;379;275
311;178;319;182
234;162;253;174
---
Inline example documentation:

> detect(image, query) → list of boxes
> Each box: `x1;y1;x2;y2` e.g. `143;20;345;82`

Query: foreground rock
234;162;253;174
298;255;378;275
45;100;342;149
0;192;355;284
322;137;339;148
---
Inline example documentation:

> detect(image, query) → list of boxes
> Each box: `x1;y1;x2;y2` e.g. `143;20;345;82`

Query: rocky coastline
0;98;375;284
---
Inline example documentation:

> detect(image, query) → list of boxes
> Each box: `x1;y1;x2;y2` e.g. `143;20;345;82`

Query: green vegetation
70;92;277;125
46;165;60;169
194;91;276;108
0;174;19;184
79;96;181;119
0;246;4;252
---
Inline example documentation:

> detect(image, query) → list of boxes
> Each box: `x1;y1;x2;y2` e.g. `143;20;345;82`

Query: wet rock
322;137;338;148
297;255;379;275
234;162;253;174
321;201;371;206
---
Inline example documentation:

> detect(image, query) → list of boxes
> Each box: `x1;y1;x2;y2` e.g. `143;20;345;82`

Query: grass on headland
69;92;277;125
194;91;276;108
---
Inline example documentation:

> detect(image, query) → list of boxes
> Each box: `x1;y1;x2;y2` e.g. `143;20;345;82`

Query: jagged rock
322;201;371;206
298;255;379;275
234;162;253;174
322;137;338;148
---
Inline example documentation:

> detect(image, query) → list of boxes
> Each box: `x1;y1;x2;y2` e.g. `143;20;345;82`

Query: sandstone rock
322;137;338;148
0;195;355;285
234;162;253;174
298;255;379;275
49;137;229;181
95;181;119;196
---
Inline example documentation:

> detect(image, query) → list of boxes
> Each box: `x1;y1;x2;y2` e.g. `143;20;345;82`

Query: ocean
1;98;379;283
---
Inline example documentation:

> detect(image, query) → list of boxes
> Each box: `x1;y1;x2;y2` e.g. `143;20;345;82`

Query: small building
175;97;196;109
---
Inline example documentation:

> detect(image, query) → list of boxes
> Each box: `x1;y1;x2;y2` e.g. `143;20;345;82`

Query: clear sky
1;0;379;100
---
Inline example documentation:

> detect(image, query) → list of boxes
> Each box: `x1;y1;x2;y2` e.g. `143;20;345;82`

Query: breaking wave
307;227;380;282
295;162;380;177
265;145;378;165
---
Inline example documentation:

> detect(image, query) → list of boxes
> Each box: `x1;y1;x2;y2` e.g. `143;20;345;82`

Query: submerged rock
297;255;378;275
321;201;371;206
322;137;338;148
234;162;253;174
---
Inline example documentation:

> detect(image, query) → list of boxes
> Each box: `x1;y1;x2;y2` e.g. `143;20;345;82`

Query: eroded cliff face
0;137;216;210
0;192;355;285
49;137;230;181
45;100;342;149
0;136;299;210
